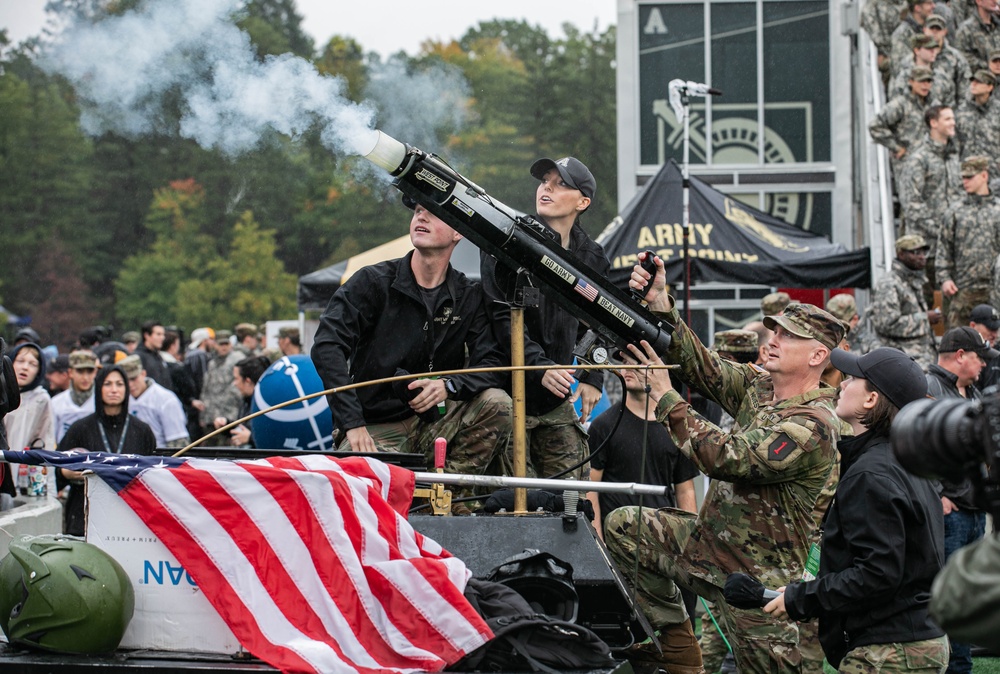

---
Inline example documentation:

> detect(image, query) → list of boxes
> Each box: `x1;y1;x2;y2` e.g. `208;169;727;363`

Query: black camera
891;393;1000;518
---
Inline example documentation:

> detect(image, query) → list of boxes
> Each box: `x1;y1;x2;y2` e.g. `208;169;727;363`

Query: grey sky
2;1;618;58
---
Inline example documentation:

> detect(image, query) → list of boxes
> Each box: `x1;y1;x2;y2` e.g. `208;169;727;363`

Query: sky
1;0;619;57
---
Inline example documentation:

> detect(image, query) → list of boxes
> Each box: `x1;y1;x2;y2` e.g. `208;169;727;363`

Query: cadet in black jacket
311;202;511;475
480;157;610;480
59;364;156;536
764;348;948;671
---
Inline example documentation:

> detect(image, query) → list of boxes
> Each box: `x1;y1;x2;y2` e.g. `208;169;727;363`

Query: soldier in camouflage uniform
954;0;1000;71
605;253;845;674
199;329;244;443
311;202;512;477
871;235;942;369
898;104;962;268
760;291;792;317
870;66;936;181
821;294;860;389
890;0;938;76
888;36;947;102
956;70;999;176
924;14;975;107
861;0;908;69
938;156;1000;328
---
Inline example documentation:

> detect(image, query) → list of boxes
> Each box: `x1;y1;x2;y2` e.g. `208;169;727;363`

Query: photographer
925;326;997;674
763;348;948;672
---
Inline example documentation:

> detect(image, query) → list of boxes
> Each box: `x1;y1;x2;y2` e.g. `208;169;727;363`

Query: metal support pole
510;306;528;514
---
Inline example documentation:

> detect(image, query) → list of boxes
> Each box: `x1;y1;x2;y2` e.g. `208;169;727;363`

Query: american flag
574;278;599;302
2;449;491;673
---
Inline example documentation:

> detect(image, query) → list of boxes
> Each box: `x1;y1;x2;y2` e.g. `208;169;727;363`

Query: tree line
0;0;617;349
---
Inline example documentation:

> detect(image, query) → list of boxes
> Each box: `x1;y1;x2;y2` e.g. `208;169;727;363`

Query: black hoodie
59;364;156;535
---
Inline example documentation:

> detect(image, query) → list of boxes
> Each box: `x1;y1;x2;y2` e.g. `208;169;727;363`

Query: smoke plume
40;0;467;159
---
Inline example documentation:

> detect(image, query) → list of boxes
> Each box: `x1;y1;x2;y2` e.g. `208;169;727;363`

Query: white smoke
40;0;467;159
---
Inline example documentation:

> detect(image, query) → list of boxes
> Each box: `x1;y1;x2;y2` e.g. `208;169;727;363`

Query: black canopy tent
596;160;871;290
297;236;482;311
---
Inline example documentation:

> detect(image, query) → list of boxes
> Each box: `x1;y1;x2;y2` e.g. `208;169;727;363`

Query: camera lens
891;398;984;481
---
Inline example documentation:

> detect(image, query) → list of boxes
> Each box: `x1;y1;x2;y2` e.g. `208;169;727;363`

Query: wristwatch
443;378;458;398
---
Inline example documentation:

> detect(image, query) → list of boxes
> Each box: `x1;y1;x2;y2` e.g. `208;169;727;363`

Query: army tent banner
298;237;482;311
597;160;871;289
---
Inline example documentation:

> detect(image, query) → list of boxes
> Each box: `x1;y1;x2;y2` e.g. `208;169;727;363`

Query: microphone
682;81;723;96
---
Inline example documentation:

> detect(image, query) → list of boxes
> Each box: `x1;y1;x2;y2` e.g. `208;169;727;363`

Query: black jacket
311;252;506;432
136;343;174;392
925;364;981;509
783;431;945;665
59;365;156;535
480;219;611;415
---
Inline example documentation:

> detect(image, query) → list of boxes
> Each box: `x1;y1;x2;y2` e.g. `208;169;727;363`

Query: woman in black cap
763;347;948;672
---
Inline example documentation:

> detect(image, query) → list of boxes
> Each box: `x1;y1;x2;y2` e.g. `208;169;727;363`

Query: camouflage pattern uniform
869;85;933;179
955;74;1000;176
604;301;843;674
934;38;974;107
937;177;1000;328
898;134;963;257
955;12;1000;71
871;258;939;369
890;18;930;77
760;291;791;317
861;0;909;61
888;53;958;106
336;388;512;476
837;636;950;673
199;348;243;435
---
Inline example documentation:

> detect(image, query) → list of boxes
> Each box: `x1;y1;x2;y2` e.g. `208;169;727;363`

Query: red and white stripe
119;455;491;673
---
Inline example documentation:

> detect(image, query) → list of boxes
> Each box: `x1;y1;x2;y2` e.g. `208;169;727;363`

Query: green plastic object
0;535;134;654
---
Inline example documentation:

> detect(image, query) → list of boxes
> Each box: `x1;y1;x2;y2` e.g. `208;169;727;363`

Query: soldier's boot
626;620;706;674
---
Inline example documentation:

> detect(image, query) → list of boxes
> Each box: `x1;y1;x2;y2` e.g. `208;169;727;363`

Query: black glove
723;573;780;609
391;368;441;424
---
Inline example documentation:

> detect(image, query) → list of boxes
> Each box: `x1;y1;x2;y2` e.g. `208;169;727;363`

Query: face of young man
127;372;148;399
145;325;165;350
910;78;933;97
12;349;40;388
69;367;97;393
409;204;460;252
536;169;590;222
930;107;956;138
898;247;929;270
962;170;989;194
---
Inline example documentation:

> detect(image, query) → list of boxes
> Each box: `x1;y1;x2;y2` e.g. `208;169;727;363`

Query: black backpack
451;577;615;673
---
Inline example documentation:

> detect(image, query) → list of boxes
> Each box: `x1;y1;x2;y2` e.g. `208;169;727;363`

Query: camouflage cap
910;65;934;82
278;326;299;339
234;323;258;340
68;350;99;370
990;48;1000;62
760;291;792;316
925;13;947;29
215;329;233;341
972;69;997;85
121;331;140;345
712;329;759;354
763;303;846;351
895;233;929;251
961;155;990;177
911;34;939;50
826;293;858;322
119;354;144;380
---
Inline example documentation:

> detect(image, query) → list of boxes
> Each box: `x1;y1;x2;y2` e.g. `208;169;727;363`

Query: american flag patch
574;279;599;302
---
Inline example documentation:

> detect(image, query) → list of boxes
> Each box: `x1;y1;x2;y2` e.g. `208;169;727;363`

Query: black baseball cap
48;354;70;373
939;326;1000;359
830;347;928;410
969;304;1000;330
530;157;597;200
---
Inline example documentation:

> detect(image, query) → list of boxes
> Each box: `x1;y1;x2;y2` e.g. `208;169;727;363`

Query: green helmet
0;535;134;654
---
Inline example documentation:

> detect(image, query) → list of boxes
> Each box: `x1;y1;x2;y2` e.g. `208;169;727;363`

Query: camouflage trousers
524;398;589;480
945;287;991;331
699;600;731;673
605;506;803;674
837;636;949;673
338;388;512;476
